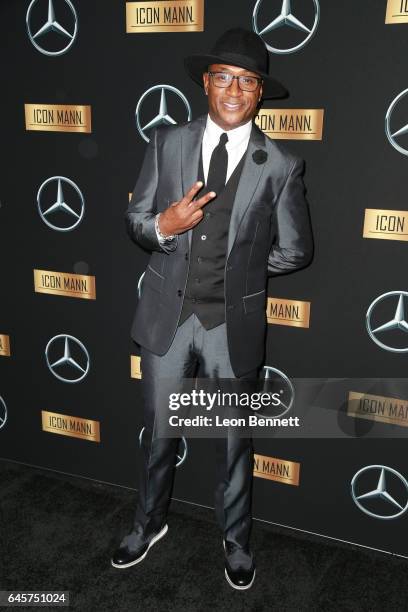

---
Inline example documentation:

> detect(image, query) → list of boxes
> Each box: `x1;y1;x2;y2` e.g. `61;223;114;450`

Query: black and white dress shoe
223;539;256;590
111;524;168;569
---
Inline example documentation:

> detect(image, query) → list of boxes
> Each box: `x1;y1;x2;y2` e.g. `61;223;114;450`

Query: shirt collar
205;114;252;149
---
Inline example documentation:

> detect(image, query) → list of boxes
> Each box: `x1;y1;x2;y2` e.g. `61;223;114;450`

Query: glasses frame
207;71;263;92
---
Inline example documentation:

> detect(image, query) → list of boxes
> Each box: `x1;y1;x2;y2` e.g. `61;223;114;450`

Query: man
112;28;313;590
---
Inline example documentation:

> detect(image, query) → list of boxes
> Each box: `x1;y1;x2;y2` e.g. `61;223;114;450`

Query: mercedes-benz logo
253;0;320;55
26;0;78;57
0;396;7;430
385;88;408;156
366;291;408;353
139;427;188;467
262;365;294;417
37;176;85;232
45;334;90;383
351;465;408;520
135;85;192;143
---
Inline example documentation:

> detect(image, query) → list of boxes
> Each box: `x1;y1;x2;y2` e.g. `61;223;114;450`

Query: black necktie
206;132;228;195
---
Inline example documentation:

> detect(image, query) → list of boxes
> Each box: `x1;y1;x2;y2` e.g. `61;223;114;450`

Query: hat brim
184;54;288;99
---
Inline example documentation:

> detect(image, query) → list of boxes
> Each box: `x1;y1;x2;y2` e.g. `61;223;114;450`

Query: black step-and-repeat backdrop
1;0;408;557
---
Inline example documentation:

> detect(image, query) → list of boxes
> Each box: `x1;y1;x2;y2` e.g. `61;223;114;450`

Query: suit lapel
227;122;267;257
181;115;207;249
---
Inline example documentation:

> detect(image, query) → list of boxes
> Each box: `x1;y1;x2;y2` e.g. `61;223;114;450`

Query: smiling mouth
222;102;243;111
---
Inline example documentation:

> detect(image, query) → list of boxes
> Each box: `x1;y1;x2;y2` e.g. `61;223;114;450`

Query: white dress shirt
201;113;252;183
155;114;252;243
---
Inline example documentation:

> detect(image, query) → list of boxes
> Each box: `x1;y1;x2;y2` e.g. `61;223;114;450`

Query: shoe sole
224;567;256;590
111;524;168;569
223;539;255;590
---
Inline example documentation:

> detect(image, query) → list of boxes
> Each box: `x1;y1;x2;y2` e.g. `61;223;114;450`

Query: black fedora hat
184;27;288;99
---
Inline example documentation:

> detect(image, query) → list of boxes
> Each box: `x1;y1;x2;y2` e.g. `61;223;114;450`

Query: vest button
197;256;202;263
177;290;182;296
185;252;189;260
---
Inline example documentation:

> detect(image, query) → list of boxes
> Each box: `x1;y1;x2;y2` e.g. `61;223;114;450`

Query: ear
202;71;209;95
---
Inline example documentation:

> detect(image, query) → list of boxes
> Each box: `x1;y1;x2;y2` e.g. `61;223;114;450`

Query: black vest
178;148;246;330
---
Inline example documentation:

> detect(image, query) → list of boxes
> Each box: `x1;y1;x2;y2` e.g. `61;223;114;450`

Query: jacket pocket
142;264;164;293
242;289;266;314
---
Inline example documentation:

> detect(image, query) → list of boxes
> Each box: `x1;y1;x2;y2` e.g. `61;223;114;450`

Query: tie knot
219;132;228;146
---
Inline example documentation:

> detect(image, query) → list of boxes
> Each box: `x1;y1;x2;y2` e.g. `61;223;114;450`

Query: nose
226;77;242;97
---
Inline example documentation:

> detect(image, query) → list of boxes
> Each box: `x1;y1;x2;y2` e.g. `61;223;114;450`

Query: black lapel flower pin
252;149;268;165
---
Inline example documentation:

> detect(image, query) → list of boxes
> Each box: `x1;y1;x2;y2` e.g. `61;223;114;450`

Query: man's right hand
158;181;216;237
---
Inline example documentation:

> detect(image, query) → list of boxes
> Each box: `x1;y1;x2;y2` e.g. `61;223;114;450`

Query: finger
191;191;216;209
188;216;203;229
189;209;204;224
181;181;204;206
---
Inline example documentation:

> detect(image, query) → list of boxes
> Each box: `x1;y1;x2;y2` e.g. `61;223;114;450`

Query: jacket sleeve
125;127;178;254
267;157;313;276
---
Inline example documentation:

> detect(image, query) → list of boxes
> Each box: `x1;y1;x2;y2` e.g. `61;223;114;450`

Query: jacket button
227;304;235;310
227;265;233;271
185;252;189;260
177;290;182;296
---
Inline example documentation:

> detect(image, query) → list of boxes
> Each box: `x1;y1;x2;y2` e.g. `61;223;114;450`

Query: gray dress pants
129;313;257;549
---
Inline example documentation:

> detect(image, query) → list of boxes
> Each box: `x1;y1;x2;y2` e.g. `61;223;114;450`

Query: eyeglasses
208;71;262;92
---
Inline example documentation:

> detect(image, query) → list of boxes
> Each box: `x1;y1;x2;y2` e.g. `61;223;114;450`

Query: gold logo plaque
25;104;92;133
255;109;324;140
34;269;96;300
348;391;408;428
131;355;142;379
253;453;300;485
266;297;311;328
126;0;204;33
363;209;408;241
42;410;100;442
0;335;10;357
386;0;408;23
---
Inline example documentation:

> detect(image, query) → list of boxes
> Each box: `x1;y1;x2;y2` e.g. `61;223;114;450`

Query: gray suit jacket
125;114;313;377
